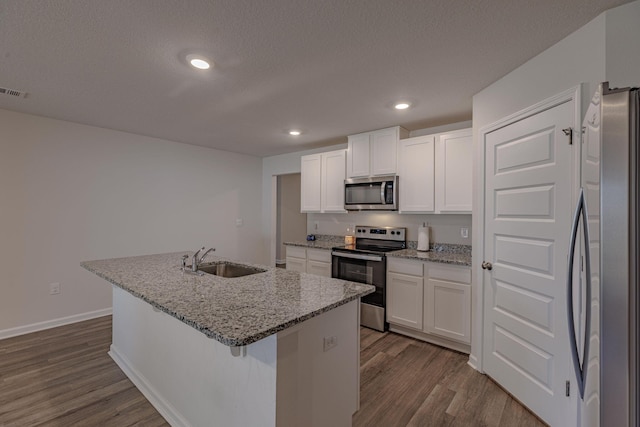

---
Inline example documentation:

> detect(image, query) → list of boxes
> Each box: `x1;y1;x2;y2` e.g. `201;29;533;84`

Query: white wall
308;212;471;245
0;109;262;334
605;1;640;89
472;14;606;134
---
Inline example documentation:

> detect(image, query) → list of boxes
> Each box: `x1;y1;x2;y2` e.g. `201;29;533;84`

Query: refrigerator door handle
580;187;592;400
567;188;588;399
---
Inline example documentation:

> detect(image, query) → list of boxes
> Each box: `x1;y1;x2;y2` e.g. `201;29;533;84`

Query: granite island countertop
81;252;374;347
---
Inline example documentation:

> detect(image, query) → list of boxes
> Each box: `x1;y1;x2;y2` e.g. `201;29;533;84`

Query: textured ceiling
0;0;631;157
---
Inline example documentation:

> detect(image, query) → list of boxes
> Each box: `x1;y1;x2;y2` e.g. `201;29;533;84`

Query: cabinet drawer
306;260;332;277
286;246;306;259
388;258;423;276
307;248;331;263
427;264;471;284
286;257;306;273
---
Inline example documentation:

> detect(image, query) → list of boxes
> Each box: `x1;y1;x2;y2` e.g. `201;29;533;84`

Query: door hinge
566;380;570;396
562;128;573;145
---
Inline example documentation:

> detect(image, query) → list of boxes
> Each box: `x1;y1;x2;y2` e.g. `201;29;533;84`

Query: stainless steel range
331;226;406;331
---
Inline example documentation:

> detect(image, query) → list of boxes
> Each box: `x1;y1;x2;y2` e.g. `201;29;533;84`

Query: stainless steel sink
198;262;267;278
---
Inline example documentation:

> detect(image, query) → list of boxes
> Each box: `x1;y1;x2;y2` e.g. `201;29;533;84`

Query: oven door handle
332;251;383;262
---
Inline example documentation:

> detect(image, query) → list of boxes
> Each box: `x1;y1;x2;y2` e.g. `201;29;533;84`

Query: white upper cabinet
435;129;473;213
347;126;408;178
396;127;472;214
301;149;346;213
300;154;322;212
398;135;435;213
370;127;400;176
321;150;347;212
346;133;370;177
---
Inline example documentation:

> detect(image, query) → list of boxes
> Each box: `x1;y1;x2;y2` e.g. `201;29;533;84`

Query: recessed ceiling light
394;102;410;110
289;130;301;136
186;54;211;70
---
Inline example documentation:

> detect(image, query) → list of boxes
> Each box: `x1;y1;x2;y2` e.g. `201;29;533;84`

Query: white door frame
471;85;582;372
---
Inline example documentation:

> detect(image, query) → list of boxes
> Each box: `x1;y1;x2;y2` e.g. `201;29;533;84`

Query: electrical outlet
49;282;60;295
461;227;469;239
323;336;337;352
235;218;243;227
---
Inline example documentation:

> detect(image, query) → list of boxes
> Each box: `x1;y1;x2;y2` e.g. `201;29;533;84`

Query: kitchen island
81;252;374;427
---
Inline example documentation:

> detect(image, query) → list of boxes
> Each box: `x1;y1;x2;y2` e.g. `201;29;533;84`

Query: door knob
482;261;493;270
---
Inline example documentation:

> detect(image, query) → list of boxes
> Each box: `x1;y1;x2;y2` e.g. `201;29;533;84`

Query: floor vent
0;87;27;98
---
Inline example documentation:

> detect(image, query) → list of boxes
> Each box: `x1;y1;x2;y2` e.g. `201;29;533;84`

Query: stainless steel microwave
344;175;398;211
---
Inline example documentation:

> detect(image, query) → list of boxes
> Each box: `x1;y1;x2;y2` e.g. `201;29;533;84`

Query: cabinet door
306;260;332;277
370;128;398;176
424;268;471;343
387;272;423;330
346;134;370;178
286;257;307;273
321;150;346;212
300;154;322;212
398;135;435;213
436;129;472;213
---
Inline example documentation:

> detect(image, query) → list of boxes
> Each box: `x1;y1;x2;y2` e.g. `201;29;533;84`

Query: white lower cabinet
286;246;308;273
286;256;307;273
424;265;471;344
387;272;423;330
387;257;471;352
285;246;332;277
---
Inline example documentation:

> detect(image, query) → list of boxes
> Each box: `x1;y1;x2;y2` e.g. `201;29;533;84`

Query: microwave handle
380;182;386;204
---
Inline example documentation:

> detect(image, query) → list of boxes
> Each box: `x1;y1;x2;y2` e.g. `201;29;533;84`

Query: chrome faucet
191;247;205;272
199;247;216;264
189;247;216;272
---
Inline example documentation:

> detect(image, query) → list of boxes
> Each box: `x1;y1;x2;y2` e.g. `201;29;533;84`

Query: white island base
109;286;360;427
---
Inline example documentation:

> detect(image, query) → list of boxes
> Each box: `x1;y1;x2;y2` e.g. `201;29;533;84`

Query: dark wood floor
0;316;168;426
0;316;545;426
354;327;546;427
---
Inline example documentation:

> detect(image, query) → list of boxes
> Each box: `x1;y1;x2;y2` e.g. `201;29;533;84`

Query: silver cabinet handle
567;188;592;399
481;261;493;270
331;251;383;262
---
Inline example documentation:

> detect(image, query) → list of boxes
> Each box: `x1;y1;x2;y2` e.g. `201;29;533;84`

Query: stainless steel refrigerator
569;82;639;426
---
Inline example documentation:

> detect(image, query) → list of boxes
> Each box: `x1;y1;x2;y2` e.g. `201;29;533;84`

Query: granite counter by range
387;248;471;266
81;252;373;426
284;239;472;267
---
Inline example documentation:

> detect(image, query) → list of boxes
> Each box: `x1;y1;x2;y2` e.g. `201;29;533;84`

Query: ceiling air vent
0;87;27;98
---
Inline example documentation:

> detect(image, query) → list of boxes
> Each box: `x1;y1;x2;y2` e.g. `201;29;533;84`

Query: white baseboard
467;353;480;372
0;308;113;340
109;345;189;427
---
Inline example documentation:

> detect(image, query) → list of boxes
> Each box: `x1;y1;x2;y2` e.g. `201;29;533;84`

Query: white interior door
482;99;577;426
